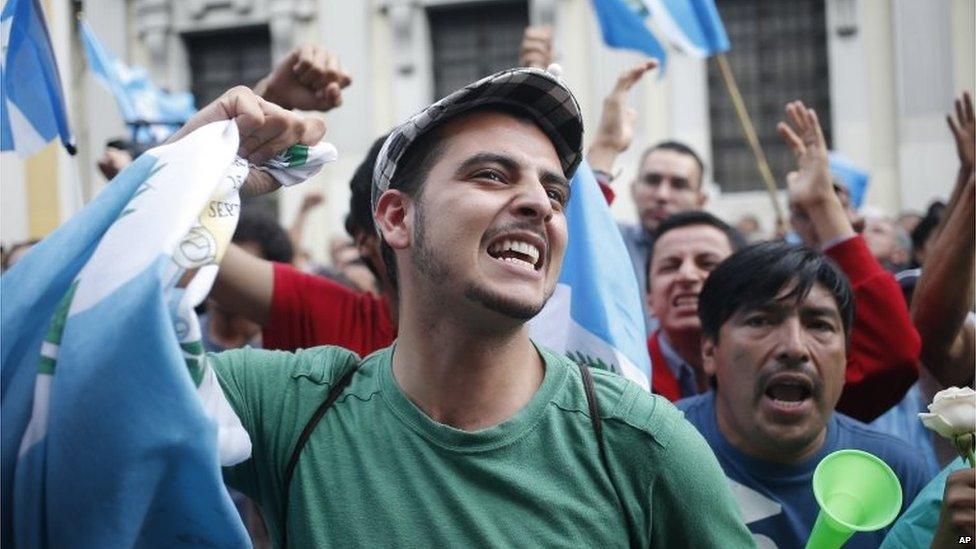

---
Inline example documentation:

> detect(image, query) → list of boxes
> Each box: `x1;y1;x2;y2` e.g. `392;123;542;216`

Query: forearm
586;142;621;175
211;243;275;325
289;211;309;251
912;179;976;386
934;167;972;239
805;193;856;246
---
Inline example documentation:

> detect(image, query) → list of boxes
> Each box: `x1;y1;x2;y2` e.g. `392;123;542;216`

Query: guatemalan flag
591;0;730;70
0;119;334;546
0;0;75;156
1;121;252;547
79;19;195;144
590;0;668;69
530;161;652;390
643;0;730;57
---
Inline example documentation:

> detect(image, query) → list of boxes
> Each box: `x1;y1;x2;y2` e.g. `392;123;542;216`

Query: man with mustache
677;239;929;547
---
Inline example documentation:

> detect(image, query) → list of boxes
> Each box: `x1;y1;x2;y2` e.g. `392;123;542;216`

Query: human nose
775;317;810;367
511;177;554;223
675;258;704;283
653;180;672;202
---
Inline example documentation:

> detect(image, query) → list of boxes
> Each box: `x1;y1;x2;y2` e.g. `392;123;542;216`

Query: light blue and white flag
1;118;337;547
79;19;195;144
590;0;669;70
530;161;651;390
644;0;730;57
0;0;75;156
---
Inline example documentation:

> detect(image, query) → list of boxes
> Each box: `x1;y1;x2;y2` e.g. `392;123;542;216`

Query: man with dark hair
678;240;929;548
645;210;745;401
185;68;754;546
618;140;709;300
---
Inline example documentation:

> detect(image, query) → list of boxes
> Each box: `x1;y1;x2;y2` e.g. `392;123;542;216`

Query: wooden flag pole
714;52;786;229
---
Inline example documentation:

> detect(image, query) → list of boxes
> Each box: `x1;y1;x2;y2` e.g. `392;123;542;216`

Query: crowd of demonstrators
5;20;975;548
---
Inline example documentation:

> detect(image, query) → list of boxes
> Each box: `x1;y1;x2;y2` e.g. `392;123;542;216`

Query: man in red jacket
646;100;920;423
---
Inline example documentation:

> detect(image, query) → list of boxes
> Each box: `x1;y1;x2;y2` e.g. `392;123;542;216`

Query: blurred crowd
3;25;974;549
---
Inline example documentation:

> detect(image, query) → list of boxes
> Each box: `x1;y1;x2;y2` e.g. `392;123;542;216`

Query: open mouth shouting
671;292;699;311
761;372;817;417
486;232;546;274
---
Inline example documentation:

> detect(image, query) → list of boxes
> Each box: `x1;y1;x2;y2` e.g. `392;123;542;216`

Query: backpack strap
279;365;358;548
577;362;638;548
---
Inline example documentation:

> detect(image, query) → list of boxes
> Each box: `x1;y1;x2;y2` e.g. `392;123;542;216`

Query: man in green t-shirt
183;68;754;547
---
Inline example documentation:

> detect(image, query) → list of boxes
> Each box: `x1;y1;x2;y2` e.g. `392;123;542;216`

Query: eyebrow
745;302;840;319
454;153;570;198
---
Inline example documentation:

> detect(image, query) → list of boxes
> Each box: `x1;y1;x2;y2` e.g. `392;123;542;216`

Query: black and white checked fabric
371;67;584;216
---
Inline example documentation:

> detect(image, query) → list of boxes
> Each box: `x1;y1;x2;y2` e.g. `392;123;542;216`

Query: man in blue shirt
678;237;931;548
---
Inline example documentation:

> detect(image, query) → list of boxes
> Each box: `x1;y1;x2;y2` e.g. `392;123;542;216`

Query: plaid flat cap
371;66;583;216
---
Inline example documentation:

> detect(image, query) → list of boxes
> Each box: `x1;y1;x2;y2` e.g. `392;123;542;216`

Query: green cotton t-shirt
212;343;755;548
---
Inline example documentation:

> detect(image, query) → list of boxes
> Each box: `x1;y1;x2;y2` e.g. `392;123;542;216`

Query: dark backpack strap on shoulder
577;362;638;548
279;365;357;548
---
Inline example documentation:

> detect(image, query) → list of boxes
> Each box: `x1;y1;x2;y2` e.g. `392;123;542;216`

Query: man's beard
411;203;553;321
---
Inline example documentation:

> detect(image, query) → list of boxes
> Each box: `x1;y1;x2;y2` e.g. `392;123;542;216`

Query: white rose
918;386;976;438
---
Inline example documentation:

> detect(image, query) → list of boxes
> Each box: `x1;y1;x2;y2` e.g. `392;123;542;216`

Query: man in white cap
177;69;753;547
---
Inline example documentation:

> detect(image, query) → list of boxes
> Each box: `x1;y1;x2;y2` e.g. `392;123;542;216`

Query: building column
891;0;956;211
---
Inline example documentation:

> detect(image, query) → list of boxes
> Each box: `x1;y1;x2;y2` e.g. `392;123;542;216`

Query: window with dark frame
707;0;832;193
428;1;529;100
183;26;272;105
183;26;277;218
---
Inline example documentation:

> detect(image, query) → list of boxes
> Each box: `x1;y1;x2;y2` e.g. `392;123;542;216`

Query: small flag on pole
0;0;75;156
530;161;652;390
79;19;195;144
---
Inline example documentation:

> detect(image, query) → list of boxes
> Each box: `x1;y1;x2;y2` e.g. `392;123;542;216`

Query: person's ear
695;182;708;207
702;336;717;377
374;190;412;251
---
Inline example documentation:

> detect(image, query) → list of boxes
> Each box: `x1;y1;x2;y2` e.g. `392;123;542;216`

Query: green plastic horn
805;449;903;549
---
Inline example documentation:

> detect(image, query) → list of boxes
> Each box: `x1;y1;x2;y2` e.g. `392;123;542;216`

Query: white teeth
501;256;536;271
488;238;541;266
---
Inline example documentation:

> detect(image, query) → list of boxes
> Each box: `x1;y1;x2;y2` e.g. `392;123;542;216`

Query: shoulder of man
544;347;685;450
209;344;365;421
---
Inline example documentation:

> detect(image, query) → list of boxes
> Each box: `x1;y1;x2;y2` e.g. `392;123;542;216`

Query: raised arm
778;101;920;421
912;172;975;388
289;190;325;252
204;46;350;325
586;60;657;177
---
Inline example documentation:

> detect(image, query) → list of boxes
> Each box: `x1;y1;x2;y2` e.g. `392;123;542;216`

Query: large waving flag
1;0;75;156
1;121;254;547
79;19;195;144
590;0;668;70
530;161;651;390
644;0;730;57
